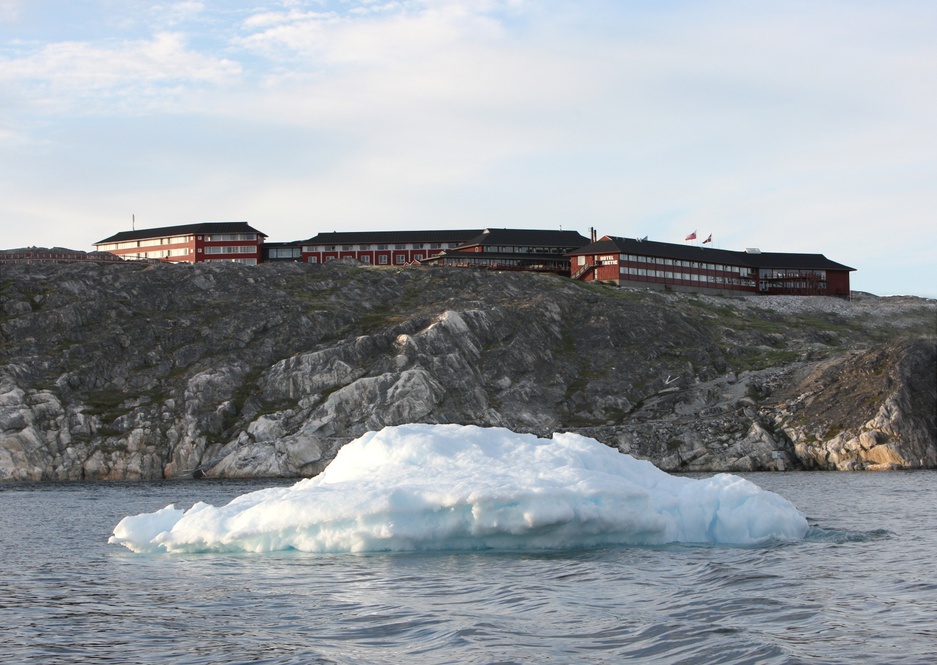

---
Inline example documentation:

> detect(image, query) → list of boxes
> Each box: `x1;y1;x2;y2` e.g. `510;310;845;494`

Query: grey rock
1;260;934;480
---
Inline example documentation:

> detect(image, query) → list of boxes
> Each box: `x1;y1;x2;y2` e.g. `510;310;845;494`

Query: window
378;255;388;264
377;244;389;250
307;256;318;263
395;244;406;249
361;255;371;264
204;246;256;254
204;233;257;242
342;245;352;251
206;257;257;265
395;255;405;264
414;254;423;261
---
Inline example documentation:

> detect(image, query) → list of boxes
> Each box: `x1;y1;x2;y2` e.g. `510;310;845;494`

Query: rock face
1;260;935;480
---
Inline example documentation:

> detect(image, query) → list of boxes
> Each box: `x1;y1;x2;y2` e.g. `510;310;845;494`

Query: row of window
619;254;752;276
760;269;826;280
204;246;257;254
621;266;756;286
266;247;302;259
487;246;574;254
205;258;258;265
305;243;453;252
99;234;258;251
117;249;191;259
203;233;257;242
307;253;424;265
98;236;193;251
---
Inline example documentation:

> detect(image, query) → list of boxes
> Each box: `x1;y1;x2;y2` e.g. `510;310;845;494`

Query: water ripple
3;474;937;664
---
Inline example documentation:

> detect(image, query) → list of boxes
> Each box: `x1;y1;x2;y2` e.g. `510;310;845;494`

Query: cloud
0;1;934;295
0;32;241;115
0;0;19;20
155;1;207;27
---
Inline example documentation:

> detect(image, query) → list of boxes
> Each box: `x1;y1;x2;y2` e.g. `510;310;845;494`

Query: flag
685;230;697;241
703;234;712;244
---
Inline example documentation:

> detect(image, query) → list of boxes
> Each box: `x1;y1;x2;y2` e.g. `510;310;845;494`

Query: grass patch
727;347;802;372
354;285;425;332
81;388;134;420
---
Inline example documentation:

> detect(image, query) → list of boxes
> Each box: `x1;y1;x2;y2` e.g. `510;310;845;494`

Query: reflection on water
1;472;935;664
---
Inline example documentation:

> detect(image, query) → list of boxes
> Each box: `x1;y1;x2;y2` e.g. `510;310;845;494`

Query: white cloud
0;0;19;20
0;32;241;115
154;1;207;27
0;1;934;296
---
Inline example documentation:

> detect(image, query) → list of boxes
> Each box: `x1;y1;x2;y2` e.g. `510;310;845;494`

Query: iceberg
109;424;808;553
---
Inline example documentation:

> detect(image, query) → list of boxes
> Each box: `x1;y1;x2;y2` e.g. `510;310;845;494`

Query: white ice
109;424;808;553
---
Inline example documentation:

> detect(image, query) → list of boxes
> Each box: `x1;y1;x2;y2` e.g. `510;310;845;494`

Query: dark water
1;472;935;664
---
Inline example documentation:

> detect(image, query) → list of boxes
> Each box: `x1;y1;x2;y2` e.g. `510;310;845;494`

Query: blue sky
2;1;934;297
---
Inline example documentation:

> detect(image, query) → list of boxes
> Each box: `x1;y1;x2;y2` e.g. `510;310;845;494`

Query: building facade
94;222;267;264
300;230;483;265
420;228;591;274
1;248;124;264
569;236;854;297
262;242;303;262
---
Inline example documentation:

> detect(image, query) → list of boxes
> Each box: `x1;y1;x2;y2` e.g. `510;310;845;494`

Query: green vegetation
728;347;803;372
81;388;135;420
80;386;168;424
354;284;425;332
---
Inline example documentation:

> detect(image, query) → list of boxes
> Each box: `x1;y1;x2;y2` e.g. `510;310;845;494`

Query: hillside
1;260;934;480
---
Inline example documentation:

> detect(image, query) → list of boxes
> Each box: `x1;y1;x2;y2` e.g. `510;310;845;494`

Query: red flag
703;234;712;244
685;230;697;241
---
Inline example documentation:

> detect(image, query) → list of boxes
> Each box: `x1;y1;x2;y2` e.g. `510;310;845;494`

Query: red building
569;236;854;297
301;230;484;265
94;222;267;264
1;247;124;264
422;228;591;274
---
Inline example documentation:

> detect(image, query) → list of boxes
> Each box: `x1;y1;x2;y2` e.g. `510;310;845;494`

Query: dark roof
570;236;854;272
457;228;591;249
95;222;267;245
303;230;483;245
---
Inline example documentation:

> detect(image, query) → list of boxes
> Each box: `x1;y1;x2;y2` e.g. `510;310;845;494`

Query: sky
1;1;935;298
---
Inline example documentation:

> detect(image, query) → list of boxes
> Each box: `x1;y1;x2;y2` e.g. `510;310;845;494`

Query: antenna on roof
132;214;135;231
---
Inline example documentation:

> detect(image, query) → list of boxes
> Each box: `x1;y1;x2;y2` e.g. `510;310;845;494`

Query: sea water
2;472;935;663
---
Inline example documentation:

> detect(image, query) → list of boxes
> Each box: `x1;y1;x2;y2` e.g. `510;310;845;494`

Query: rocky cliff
1;260;934;480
